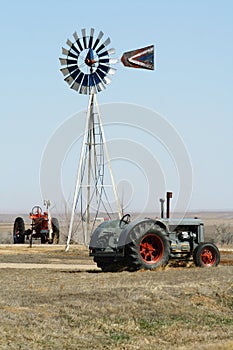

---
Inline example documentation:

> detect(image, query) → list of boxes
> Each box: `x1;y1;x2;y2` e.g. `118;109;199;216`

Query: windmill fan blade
59;58;77;66
68;71;84;91
80;74;89;94
96;70;112;85
81;28;87;49
62;47;69;56
97;70;112;85
59;58;67;66
64;69;80;85
98;64;116;75
71;44;80;55
99;58;118;65
60;64;78;77
96;81;105;92
98;48;116;58
82;73;89;87
66;39;73;48
66;38;80;55
73;31;78;41
95;37;111;53
95;68;107;80
67;50;78;59
88;28;94;48
89;73;97;94
103;76;111;85
107;67;116;75
73;31;83;51
97;64;108;76
92;72;105;92
60;68;70;77
62;47;78;61
92;31;104;50
73;71;84;86
71;71;84;91
71;82;80;91
109;58;118;64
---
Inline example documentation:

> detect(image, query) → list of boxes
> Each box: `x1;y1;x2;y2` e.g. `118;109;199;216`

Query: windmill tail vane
121;45;154;70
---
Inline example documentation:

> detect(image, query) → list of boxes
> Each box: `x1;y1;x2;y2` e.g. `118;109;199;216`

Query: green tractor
89;192;220;272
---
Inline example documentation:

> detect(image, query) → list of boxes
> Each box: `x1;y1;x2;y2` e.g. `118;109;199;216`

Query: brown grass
0;246;232;350
0;212;232;349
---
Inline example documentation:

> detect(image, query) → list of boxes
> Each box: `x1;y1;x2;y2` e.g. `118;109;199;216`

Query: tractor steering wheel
119;214;131;228
31;206;42;215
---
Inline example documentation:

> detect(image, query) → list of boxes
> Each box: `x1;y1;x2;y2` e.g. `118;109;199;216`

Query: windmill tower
59;28;154;249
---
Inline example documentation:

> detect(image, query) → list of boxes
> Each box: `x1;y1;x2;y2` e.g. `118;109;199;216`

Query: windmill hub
85;48;97;67
76;49;98;74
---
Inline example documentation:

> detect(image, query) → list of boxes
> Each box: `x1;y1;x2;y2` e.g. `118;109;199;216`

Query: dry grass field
0;212;232;350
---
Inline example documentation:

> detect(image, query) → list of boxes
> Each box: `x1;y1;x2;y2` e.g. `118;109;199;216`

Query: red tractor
13;201;59;245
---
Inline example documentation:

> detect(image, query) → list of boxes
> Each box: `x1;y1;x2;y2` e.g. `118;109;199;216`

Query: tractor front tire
95;258;126;272
193;242;220;267
41;233;46;244
126;224;170;271
13;217;25;244
52;217;59;244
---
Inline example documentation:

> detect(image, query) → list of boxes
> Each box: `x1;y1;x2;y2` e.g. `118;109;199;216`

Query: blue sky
0;0;232;212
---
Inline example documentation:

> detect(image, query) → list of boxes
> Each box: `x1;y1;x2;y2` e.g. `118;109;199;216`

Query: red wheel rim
200;247;217;266
140;233;164;264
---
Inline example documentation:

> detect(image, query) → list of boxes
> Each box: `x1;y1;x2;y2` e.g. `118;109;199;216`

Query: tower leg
66;93;122;251
66;94;94;251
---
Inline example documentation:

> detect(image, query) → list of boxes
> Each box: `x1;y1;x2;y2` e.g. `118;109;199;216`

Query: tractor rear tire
193;242;220;267
13;217;25;244
52;217;59;244
125;224;170;271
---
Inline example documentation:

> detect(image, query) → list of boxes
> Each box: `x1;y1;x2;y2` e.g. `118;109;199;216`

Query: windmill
59;28;154;250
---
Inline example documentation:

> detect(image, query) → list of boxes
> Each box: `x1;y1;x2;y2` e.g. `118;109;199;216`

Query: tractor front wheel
13;217;25;244
193;242;220;267
95;258;126;272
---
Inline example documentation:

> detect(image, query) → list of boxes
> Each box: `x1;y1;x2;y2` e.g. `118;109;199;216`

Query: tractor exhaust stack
159;198;165;218
166;192;173;219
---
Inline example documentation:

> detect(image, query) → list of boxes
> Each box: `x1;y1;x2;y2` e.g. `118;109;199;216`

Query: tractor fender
117;218;168;248
89;220;122;248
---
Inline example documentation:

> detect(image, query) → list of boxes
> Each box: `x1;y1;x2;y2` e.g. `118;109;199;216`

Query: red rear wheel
126;223;170;271
140;233;164;264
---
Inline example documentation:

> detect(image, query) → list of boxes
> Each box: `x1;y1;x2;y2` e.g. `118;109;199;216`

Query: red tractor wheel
126;224;170;271
194;242;220;267
140;233;165;264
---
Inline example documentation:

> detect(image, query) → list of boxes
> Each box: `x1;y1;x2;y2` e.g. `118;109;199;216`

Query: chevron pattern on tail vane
121;45;154;70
